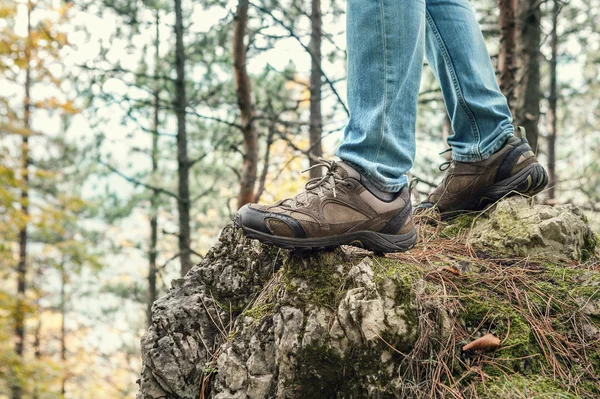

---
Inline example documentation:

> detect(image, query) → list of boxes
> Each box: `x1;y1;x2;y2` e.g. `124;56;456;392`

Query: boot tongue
282;160;357;207
335;161;360;180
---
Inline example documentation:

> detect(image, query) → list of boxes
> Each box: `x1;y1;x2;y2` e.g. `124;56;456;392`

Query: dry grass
381;214;600;398
199;212;600;398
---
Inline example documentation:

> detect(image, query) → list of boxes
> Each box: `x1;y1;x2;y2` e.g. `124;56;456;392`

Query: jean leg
425;0;514;162
335;0;426;192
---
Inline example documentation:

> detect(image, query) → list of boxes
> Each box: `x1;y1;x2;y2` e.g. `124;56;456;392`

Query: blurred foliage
0;0;599;397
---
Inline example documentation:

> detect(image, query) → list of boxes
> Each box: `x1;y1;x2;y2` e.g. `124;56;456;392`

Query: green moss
491;208;530;237
441;214;476;238
227;330;238;342
460;291;534;374
283;250;348;309
478;374;579;398
371;257;425;285
257;233;600;396
293;343;396;398
581;231;599;262
589;349;600;378
260;243;289;265
243;303;276;321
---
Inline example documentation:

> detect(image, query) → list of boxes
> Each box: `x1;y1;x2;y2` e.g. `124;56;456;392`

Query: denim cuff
341;159;408;193
452;128;514;163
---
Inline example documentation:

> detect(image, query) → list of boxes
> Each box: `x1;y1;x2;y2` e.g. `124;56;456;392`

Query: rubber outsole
234;214;417;254
439;163;548;220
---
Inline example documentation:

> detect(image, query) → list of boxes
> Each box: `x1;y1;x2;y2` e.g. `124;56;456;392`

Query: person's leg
424;0;514;161
418;0;548;218
235;0;429;252
335;0;427;192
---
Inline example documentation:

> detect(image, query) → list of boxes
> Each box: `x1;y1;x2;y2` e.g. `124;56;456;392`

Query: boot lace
288;158;351;207
438;148;454;171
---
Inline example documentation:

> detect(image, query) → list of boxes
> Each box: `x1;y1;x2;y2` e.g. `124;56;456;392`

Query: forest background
1;0;599;397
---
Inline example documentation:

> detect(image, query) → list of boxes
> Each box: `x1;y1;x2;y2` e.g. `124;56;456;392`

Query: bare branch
254;120;275;202
250;2;349;116
100;160;179;199
79;64;177;83
187;109;243;130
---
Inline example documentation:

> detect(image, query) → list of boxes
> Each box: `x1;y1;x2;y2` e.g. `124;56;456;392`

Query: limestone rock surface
468;196;596;260
137;225;277;399
138;200;600;399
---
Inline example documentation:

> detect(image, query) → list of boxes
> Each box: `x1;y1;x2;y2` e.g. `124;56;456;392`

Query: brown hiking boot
234;159;417;253
418;127;548;219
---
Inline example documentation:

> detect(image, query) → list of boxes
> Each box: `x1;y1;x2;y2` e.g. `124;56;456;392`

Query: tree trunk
32;270;41;399
514;0;541;152
497;0;518;110
254;119;275;203
12;3;32;399
546;0;559;201
442;115;452;161
308;0;323;177
60;267;67;397
233;0;258;209
174;0;192;276
148;8;160;324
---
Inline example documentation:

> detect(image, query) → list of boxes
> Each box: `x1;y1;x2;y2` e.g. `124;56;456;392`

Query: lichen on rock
137;199;600;399
468;196;597;261
136;224;281;399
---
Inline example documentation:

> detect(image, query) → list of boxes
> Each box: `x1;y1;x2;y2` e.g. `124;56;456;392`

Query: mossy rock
468;196;598;261
209;246;600;398
139;199;600;399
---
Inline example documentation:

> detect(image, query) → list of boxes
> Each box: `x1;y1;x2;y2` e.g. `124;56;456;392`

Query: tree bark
174;0;192;276
514;0;542;152
254;118;275;203
12;3;31;399
32;270;41;399
442;115;452;161
546;0;559;200
148;8;160;324
233;0;258;209
497;0;518;110
60;267;67;396
308;0;323;177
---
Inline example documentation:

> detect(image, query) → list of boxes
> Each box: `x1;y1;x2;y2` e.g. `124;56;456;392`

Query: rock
138;200;600;399
468;196;597;261
137;224;280;399
208;255;421;398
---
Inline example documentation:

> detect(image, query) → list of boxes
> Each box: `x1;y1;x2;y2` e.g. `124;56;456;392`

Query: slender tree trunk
442;115;452;161
514;0;541;152
12;4;32;399
254;119;275;203
31;270;41;399
497;0;518;110
148;8;160;324
174;0;192;276
308;0;323;177
60;268;67;397
547;0;559;200
233;0;258;208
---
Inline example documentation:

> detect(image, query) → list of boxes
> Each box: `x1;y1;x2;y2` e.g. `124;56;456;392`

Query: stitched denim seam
425;9;482;158
373;0;388;165
343;159;408;192
452;129;513;162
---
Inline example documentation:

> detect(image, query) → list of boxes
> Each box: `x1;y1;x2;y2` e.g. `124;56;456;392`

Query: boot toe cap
235;205;307;238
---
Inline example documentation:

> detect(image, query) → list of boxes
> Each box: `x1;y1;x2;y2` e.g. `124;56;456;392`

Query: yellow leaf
0;4;17;19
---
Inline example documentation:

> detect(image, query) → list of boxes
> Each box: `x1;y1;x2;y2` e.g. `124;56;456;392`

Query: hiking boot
418;127;548;219
234;159;417;253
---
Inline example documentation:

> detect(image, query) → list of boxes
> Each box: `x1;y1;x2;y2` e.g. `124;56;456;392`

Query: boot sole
440;163;548;220
235;215;417;254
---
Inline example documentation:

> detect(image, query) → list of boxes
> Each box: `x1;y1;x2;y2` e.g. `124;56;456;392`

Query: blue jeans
335;0;514;192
